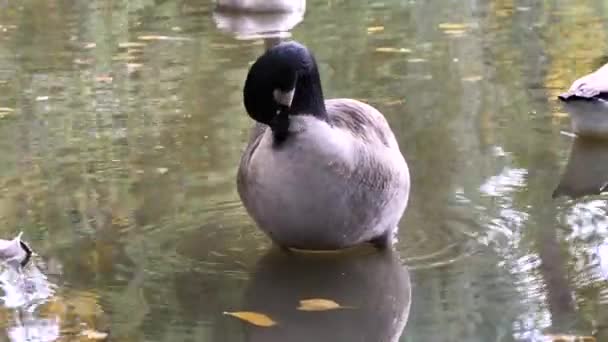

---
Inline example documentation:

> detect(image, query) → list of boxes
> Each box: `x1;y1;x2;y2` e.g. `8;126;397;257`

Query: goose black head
243;41;327;143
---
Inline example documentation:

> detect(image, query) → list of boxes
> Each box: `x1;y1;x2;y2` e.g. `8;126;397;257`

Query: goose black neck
290;67;327;119
270;106;290;145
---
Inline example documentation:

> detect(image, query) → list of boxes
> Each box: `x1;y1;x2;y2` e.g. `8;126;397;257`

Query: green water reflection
0;0;607;341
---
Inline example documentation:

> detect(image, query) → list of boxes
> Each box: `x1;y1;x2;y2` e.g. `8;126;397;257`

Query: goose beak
273;88;295;108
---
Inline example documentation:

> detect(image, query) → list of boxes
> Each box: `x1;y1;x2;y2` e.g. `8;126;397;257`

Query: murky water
0;0;607;341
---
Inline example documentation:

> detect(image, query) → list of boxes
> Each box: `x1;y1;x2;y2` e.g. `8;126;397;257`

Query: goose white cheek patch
273;88;295;107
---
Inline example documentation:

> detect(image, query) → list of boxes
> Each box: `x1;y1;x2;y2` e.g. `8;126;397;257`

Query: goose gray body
238;98;410;250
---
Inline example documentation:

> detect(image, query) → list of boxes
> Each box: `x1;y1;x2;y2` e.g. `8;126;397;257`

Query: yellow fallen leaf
552;112;568;118
223;311;277;327
438;23;470;30
297;298;353;311
84;42;96;49
367;26;384;33
375;47;412;54
157;167;169;175
0;107;14;112
81;329;108;340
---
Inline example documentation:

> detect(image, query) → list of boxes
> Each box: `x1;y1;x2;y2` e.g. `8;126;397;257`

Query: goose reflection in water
554;101;608;199
553;137;608;199
239;247;411;342
212;0;305;49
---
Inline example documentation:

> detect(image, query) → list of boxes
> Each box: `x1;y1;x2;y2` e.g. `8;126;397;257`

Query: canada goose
212;8;304;48
559;63;608;101
0;232;32;268
237;41;410;250
559;63;608;138
213;0;305;50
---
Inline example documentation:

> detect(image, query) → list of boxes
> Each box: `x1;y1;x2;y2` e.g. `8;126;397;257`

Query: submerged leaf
297;298;353;311
223;311;277;327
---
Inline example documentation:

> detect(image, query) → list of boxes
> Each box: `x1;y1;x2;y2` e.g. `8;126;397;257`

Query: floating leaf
81;329;108;340
367;26;384;33
552;112;568;118
95;75;113;83
443;29;467;36
297;298;353;311
84;42;96;49
462;75;483;82
407;58;426;63
374;47;411;54
126;63;143;73
223;311;277;327
438;23;470;30
0;107;14;112
156;167;169;175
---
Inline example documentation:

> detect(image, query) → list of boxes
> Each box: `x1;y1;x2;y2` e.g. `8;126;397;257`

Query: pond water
0;0;607;341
